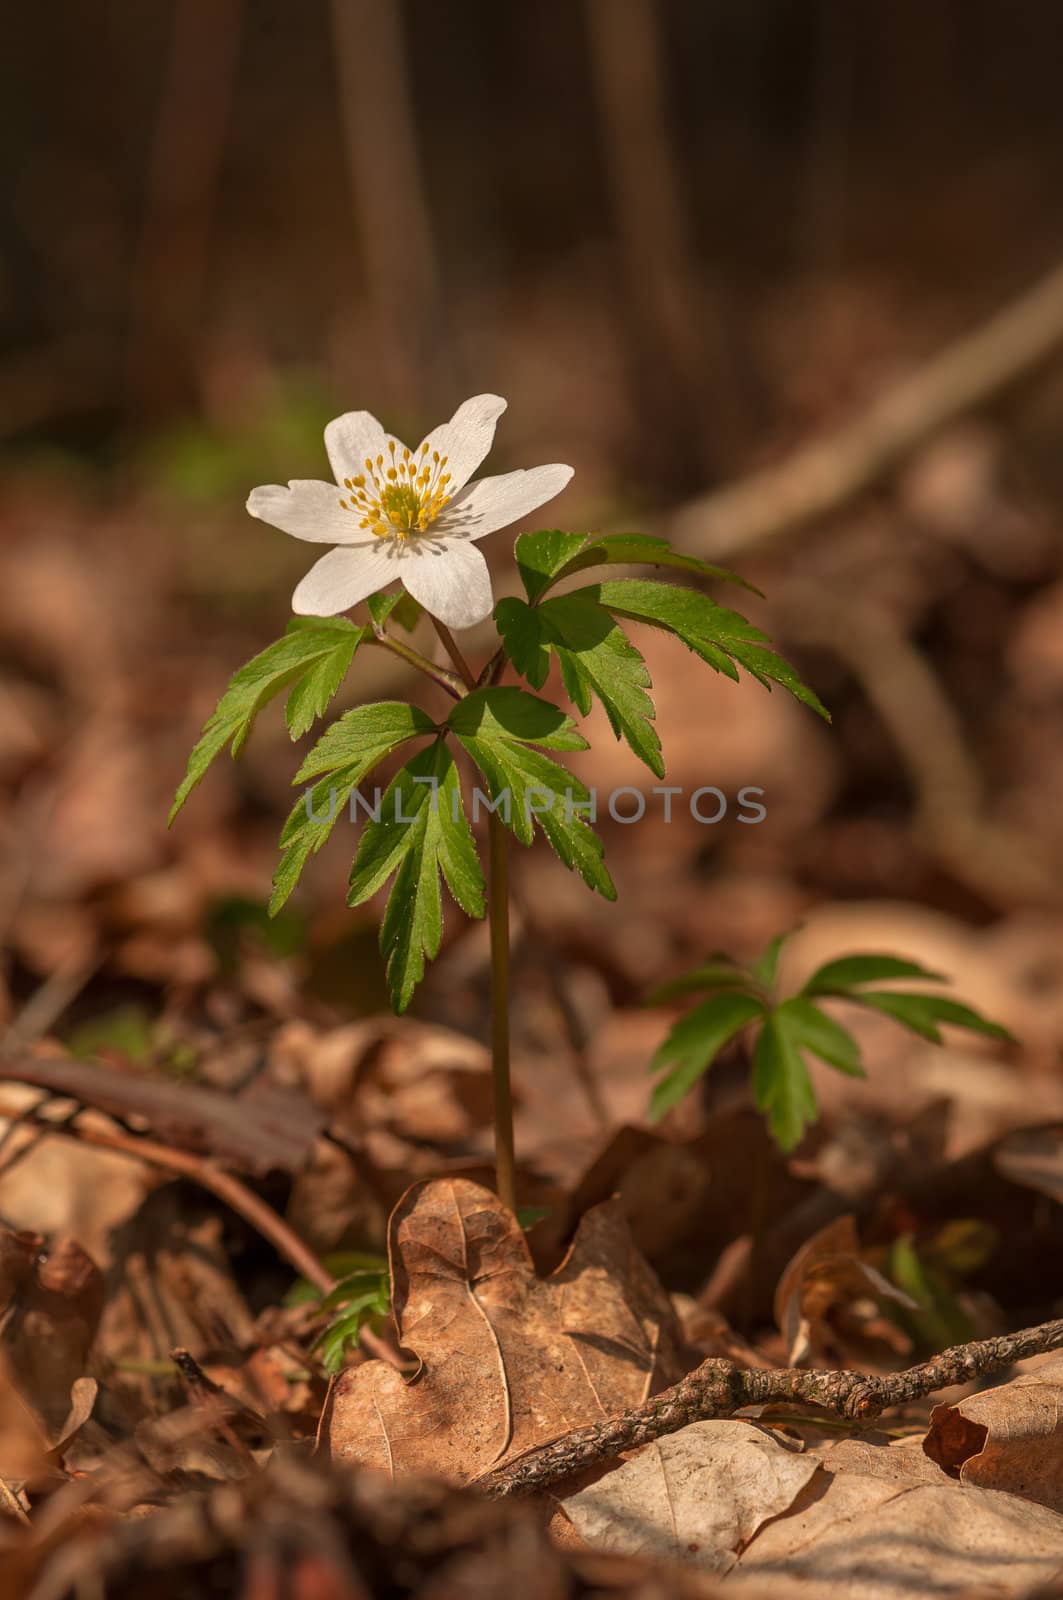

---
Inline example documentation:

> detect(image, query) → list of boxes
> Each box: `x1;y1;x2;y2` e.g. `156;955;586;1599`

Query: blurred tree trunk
584;0;742;486
328;0;444;420
126;0;244;422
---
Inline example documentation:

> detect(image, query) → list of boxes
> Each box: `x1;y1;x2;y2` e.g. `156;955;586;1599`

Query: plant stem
486;809;517;1212
429;616;518;1213
429;617;478;690
369;630;464;699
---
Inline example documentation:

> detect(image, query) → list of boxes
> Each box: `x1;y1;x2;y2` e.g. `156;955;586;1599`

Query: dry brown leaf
324;1178;684;1484
923;1349;1063;1512
2;1236;103;1434
558;1421;818;1576
808;1431;948;1486
557;1420;1063;1596
731;1469;1063;1597
773;1216;915;1365
0;1352;48;1482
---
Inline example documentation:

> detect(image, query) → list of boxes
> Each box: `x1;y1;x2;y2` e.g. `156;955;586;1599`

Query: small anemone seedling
170;393;830;1211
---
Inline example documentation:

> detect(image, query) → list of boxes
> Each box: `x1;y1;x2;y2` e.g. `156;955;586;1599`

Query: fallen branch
478;1317;1063;1498
668;257;1063;558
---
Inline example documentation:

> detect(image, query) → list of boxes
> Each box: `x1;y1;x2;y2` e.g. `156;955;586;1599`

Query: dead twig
478;1316;1063;1498
0;1091;332;1293
0;1094;404;1372
669;257;1063;558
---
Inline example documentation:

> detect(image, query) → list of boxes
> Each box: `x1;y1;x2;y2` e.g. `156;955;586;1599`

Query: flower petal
323;411;402;484
399;538;494;629
248;480;365;544
292;544;400;616
416;394;507;494
436;463;573;542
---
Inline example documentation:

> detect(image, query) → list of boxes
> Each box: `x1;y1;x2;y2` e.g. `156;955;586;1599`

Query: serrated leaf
314;1285;391;1374
590;578;831;722
842;990;1015;1045
513;528;760;603
648;992;764;1120
803;954;948;994
448;685;589;751
514;529;591;603
270;701;435;914
448;688;615;900
347;741;485;1012
284;621;368;740
773;996;865;1077
170;618;370;821
752;1012;820;1152
496;593;662;776
319;1265;390;1315
551;532;761;594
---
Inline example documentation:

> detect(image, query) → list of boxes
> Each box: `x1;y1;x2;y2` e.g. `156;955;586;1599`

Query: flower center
337;440;453;540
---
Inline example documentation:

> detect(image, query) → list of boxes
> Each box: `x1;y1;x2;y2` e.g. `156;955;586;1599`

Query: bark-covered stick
478;1317;1063;1499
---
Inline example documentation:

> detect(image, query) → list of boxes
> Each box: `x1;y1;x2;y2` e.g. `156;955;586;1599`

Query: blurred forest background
3;0;1063;1269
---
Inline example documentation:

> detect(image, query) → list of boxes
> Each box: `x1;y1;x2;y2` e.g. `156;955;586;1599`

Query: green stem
369;630;464;698
429;618;478;690
429;616;518;1213
486;809;517;1212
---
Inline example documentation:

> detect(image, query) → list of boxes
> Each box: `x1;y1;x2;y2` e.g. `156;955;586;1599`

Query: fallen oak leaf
323;1178;684;1484
923;1349;1063;1512
558;1420;1063;1595
732;1468;1063;1598
557;1420;818;1576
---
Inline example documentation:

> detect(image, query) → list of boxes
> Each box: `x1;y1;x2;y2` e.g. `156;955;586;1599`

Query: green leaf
773;997;865;1078
752;1012;820;1152
513;528;759;604
496;593;662;775
284;1250;388;1309
313;1274;392;1374
592;578;831;721
647;958;753;1004
283;619;368;740
750;930;793;990
318;1266;390;1315
841;990;1015;1045
516;1206;552;1230
170;618;369;821
448;688;615;900
803;954;947;995
514;529;591;603
368;590;422;632
886;1235;974;1354
447;685;589;752
347;740;485;1012
550;532;760;594
270;701;435;914
649;992;764;1120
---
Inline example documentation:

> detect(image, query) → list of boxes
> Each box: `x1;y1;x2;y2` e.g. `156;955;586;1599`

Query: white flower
247;394;572;630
